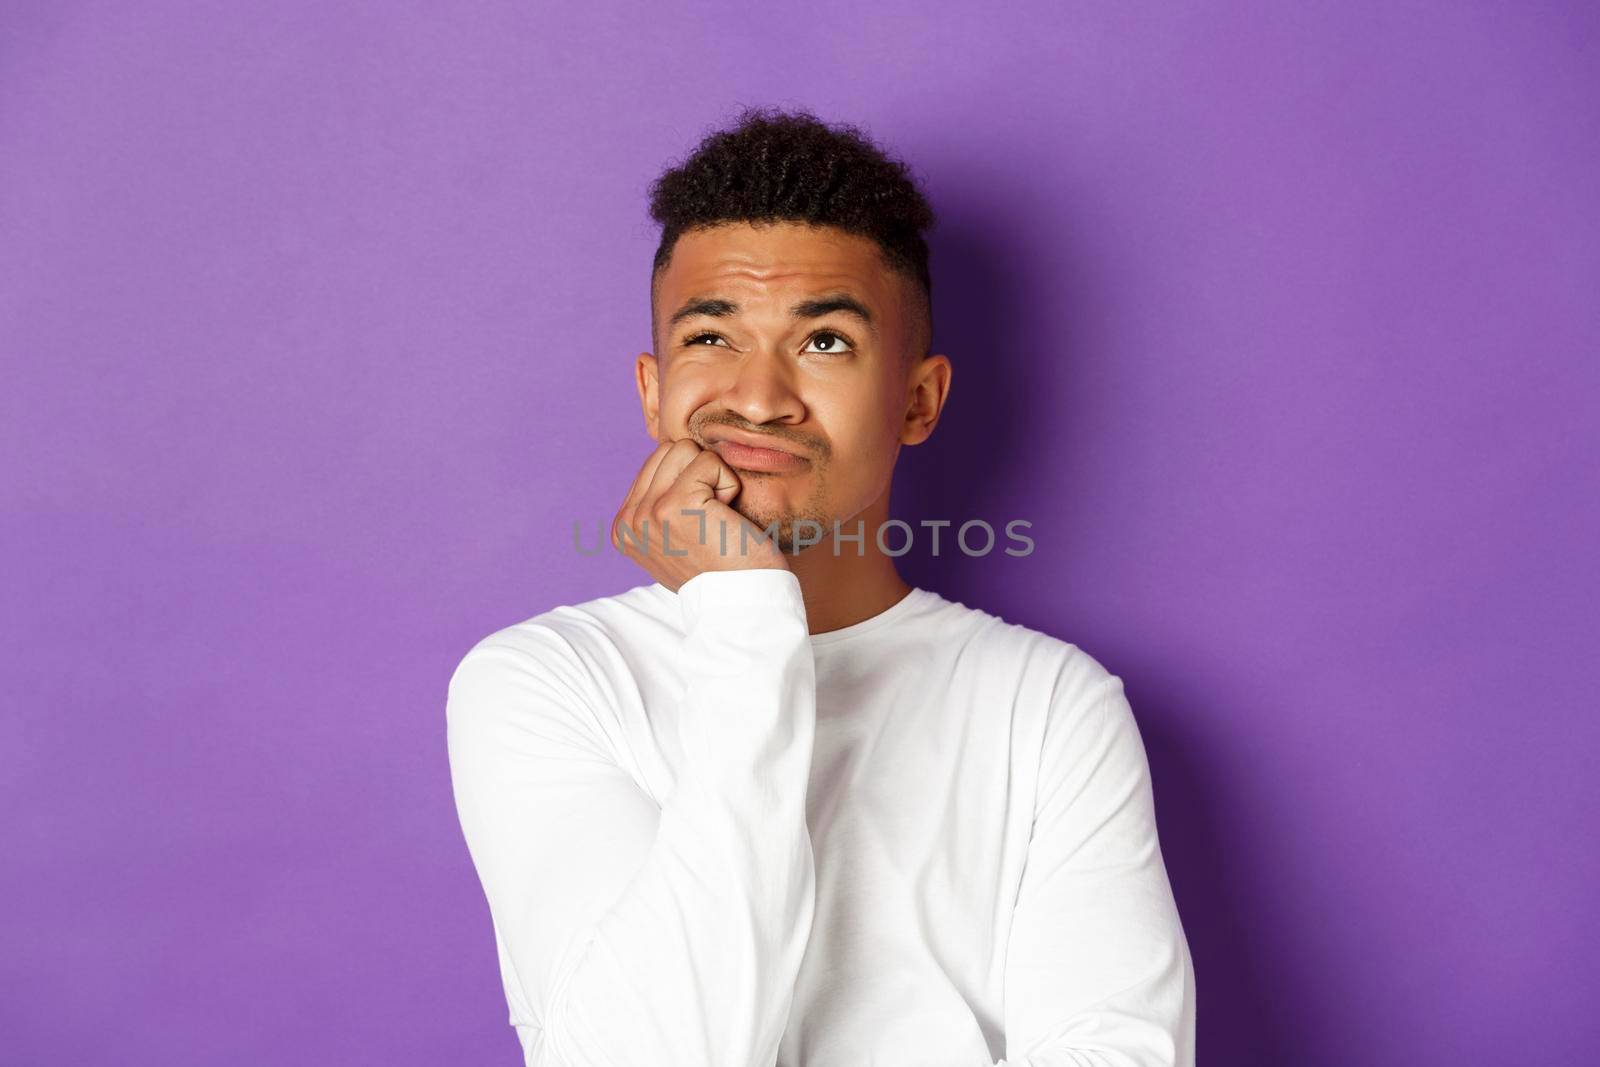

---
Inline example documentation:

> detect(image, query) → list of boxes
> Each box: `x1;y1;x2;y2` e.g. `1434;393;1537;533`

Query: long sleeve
996;668;1197;1067
445;568;819;1066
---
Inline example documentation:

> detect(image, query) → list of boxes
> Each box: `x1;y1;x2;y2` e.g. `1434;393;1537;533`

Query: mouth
705;432;810;474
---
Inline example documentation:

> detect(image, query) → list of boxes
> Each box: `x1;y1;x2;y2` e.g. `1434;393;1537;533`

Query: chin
731;482;786;513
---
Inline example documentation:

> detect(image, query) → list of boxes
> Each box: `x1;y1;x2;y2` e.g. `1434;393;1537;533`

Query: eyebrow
667;293;877;335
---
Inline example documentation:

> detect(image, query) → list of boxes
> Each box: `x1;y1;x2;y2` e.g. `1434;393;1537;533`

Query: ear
635;351;661;442
900;353;952;446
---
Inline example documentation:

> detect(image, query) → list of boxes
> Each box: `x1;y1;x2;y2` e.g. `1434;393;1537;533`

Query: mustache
691;413;830;460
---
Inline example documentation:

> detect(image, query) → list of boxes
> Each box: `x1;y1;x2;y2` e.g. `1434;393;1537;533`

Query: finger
662;451;761;558
619;439;702;556
667;448;742;509
613;440;674;552
619;439;674;516
638;438;705;514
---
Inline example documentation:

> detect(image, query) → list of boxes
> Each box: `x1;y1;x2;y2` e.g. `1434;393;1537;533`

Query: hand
611;438;790;592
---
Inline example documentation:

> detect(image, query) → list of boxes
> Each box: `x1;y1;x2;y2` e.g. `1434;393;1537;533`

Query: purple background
3;2;1596;1063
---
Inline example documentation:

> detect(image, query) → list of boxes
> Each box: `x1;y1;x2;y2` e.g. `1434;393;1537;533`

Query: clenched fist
611;438;789;592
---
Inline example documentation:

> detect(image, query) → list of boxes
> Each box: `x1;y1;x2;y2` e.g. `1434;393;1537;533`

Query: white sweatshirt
446;567;1195;1067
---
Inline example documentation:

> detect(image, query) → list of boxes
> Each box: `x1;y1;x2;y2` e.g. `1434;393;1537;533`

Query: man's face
638;221;931;554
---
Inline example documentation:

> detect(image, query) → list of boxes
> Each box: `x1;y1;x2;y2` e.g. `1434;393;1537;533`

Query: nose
718;345;806;427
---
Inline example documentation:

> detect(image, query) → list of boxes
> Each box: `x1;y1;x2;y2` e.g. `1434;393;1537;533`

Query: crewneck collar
649;580;934;647
805;586;930;647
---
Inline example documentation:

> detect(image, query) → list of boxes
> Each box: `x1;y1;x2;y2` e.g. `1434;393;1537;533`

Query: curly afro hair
646;105;937;362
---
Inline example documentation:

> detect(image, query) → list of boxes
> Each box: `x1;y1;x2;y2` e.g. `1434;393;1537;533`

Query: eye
804;330;855;355
681;331;729;347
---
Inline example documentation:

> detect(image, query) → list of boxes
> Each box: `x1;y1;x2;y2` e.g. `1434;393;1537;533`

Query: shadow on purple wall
894;197;1298;1063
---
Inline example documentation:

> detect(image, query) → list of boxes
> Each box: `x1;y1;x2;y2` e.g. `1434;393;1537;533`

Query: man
446;106;1196;1066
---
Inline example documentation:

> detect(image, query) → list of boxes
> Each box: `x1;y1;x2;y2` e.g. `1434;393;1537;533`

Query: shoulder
935;594;1137;757
448;581;671;687
919;590;1116;697
445;582;672;757
1020;636;1147;805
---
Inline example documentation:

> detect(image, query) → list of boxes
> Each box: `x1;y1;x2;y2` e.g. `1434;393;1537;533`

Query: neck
784;485;913;636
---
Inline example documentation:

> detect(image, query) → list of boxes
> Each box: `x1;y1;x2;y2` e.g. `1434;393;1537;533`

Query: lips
705;430;809;473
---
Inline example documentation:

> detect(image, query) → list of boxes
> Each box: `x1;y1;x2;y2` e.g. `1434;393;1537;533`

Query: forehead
654;221;901;316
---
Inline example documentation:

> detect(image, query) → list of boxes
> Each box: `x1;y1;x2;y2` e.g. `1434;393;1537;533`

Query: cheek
815;397;900;473
657;373;721;434
839;431;899;476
